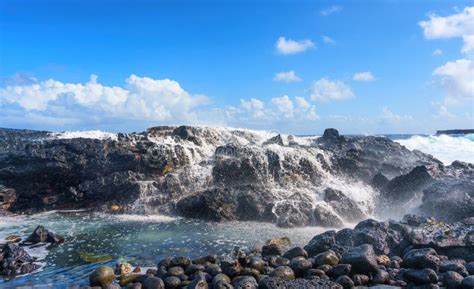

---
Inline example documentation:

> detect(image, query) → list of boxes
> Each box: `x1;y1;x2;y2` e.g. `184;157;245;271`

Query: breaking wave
394;134;474;165
49;130;118;140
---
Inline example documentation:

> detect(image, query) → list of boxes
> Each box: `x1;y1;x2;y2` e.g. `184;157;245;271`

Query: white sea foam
395;134;474;165
49;130;118;140
112;214;178;223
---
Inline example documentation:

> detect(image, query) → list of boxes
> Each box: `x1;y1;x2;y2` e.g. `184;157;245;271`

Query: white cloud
276;37;315;55
419;6;474;53
320;5;343;16
0;74;208;123
353;71;376;82
381;107;414;123
240;98;265;118
295;96;310;109
309;78;354;101
271;95;294;118
322;35;336;44
273;70;302;83
433;58;474;105
231;96;318;122
432;48;443;56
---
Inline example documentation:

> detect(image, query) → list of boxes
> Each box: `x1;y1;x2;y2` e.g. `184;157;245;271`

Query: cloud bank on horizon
0;2;472;134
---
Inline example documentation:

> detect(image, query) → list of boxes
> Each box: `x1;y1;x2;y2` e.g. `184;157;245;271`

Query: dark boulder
340;244;378;274
443;271;464;289
282;247;308;260
304;230;337;257
403;248;440;271
24;225;64;245
261;244;282;257
0;243;39;277
403;268;438;285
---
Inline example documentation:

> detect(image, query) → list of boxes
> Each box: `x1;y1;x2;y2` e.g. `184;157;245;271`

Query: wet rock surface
1;126;472;227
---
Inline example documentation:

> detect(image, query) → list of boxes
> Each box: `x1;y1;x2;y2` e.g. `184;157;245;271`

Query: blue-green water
0;211;325;288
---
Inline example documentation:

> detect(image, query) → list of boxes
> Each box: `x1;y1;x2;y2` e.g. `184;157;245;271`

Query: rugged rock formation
0;126;472;227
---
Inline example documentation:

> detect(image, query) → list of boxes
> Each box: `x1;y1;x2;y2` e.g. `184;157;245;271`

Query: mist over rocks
0;126;473;227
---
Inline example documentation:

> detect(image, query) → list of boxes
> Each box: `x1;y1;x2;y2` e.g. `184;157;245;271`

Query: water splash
395;134;474;165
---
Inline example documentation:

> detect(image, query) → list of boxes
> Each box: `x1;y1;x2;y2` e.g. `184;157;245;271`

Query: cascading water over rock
0;126;472;227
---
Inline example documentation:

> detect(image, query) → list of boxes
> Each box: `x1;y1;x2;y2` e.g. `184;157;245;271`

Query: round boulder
89;266;115;287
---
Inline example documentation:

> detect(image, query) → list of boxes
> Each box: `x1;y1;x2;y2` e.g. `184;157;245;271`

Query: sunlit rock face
0;126;472;227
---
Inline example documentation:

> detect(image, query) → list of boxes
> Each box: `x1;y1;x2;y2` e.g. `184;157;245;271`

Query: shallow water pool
0;211;328;288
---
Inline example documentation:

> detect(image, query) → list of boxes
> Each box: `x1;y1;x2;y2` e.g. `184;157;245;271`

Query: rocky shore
2;215;474;288
1;126;473;228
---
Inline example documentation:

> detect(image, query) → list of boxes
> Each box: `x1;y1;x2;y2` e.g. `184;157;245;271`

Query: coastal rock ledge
0;126;473;227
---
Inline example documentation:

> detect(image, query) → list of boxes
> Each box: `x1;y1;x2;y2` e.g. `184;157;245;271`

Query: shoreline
1;214;473;288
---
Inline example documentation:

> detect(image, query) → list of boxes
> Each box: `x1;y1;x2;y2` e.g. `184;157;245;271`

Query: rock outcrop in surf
0;126;472;227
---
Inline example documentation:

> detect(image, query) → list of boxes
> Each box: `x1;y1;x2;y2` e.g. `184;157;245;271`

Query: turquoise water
0;211;325;288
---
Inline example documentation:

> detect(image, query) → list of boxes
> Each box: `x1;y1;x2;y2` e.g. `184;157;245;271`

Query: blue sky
0;0;473;134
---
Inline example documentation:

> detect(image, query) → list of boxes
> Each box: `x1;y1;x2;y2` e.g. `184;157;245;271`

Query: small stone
247;256;265;272
440;260;468;276
142;276;165;289
372;269;390;284
221;260;241;277
261;244;282;257
269;266;295;280
240;267;260;279
164;276;181;289
462;276;474;288
330;264;351;278
376;255;391;266
466;263;474;275
169;256;191;268
205;263;222;276
335;275;354;289
317;264;332;273
231;276;258;289
157;257;172;268
305;268;325;277
352;274;369;286
188;277;208;289
282;247;308;259
119;274;143;286
89;266;115;287
125;283;142;289
443;271;463;289
212;273;231;287
185;264;205;275
314;250;339;266
268;256;290;268
167;266;184;277
404;268;438;285
290;257;312;277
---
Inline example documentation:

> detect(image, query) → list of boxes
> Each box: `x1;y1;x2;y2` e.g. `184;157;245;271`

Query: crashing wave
395;134;474;165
